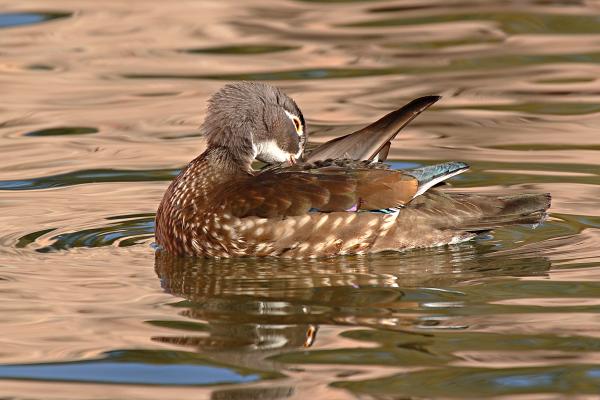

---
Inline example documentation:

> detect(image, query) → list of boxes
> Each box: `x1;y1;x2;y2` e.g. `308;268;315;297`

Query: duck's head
202;82;306;165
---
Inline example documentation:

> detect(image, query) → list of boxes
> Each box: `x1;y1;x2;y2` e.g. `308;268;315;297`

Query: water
1;0;599;398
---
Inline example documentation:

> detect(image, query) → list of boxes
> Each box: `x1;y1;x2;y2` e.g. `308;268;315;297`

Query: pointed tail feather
305;96;441;162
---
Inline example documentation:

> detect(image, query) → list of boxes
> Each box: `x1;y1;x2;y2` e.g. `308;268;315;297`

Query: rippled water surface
1;0;600;398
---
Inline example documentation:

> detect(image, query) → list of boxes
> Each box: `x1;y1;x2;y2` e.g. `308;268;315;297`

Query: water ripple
0;169;178;191
24;127;98;137
0;12;71;29
17;214;156;252
180;44;298;55
0;349;280;386
334;365;600;398
346;11;600;35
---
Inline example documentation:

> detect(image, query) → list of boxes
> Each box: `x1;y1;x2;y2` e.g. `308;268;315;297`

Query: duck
155;82;550;258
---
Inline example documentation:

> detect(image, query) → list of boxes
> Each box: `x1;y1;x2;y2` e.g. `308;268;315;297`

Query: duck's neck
203;144;255;176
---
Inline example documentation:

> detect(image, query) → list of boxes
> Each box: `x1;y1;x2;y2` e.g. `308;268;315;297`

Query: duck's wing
304;96;441;163
210;161;470;219
403;161;469;197
209;166;416;219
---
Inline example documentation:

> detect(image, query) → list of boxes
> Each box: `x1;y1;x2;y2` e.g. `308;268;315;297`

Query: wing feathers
305;96;441;162
405;161;470;198
213;167;419;218
356;170;418;209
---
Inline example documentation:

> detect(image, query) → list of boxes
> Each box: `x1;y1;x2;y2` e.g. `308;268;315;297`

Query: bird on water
155;82;550;258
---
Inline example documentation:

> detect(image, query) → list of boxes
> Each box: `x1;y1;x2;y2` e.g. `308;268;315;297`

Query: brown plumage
155;82;551;258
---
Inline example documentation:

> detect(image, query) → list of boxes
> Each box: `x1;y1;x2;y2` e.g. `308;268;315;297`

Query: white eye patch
254;140;291;163
284;110;303;137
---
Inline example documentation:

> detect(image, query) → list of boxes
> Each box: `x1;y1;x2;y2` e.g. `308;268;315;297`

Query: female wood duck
156;82;550;258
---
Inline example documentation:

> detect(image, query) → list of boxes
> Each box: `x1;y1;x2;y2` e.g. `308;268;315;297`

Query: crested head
202;82;306;165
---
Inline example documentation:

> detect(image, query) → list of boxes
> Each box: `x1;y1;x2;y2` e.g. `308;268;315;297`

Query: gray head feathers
202;82;306;164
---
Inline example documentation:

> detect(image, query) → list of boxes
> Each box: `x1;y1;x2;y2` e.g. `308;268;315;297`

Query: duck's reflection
154;244;551;360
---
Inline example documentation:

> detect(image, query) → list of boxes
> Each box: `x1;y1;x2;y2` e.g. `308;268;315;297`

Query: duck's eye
293;117;301;133
284;110;303;137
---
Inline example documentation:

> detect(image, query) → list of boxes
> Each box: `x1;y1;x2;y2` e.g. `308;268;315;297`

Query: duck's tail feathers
445;192;552;232
405;161;470;198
